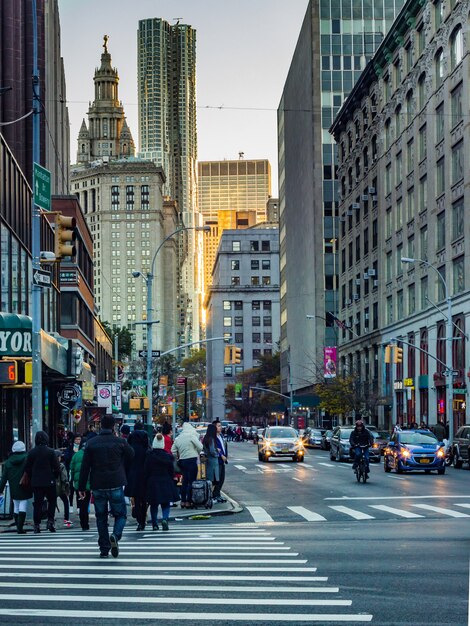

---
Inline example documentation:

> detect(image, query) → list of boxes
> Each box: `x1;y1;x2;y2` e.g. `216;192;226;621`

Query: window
262;276;271;286
234;316;243;326
451;84;463;127
417;26;425;56
141;185;149;208
262;260;271;270
385;119;391;150
250;241;259;251
420;226;428;261
263;300;271;310
364;228;369;255
408;235;415;259
126;185;134;209
251;276;260;286
264;316;272;327
418;74;426;110
387;295;393;324
453;257;465;294
435;104;444;143
234;301;243;310
407;188;415;221
261;241;271;252
437;211;446;249
386;210;392;239
373;302;378;330
406;91;413;125
386;252;393;281
395;105;402;136
231;260;240;271
451;26;463;70
397;290;404;319
252;349;261;361
418;125;427;161
396;198;403;230
437;266;446;301
385;164;391;195
355;236;361;263
252;333;261;343
436;158;445;196
418;177;427;212
452;198;464;241
406;45;413;72
235;333;243;343
231;276;240;286
435;0;444;28
223;316;232;327
407;140;414;173
264;333;272;343
224;366;233;377
452;141;464;184
372;219;378;249
396;244;403;275
395;153;402;187
252;301;260;310
420;276;428;309
252;316;261;326
435;49;444;87
223;300;231;310
408;284;416;315
251;260;259;270
232;241;241;252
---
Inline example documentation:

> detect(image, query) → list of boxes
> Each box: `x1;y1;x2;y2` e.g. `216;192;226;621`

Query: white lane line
0;546;293;553
0;572;328;582
246;506;274;523
411;504;470;518
292;477;303;482
453;503;470;510
324;495;470;501
0;594;351;607
138;537;278;542
388;475;405;480
255;464;267;470
303;463;314;468
368;505;424;519
0;550;300;557
0;582;340;593
0;557;308;564
278;464;293;468
288;507;327;522
234;465;247;470
0;564;317;572
329;506;375;521
0;609;373;622
318;463;336;468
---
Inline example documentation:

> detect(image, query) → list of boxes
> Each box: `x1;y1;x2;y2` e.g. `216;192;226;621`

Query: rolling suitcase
0;483;13;520
190;479;213;509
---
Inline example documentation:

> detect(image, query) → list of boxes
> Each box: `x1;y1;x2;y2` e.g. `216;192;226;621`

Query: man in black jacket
349;420;374;473
78;415;134;558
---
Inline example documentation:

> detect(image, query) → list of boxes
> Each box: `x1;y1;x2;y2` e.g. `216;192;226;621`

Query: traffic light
393;346;403;364
231;347;242;364
54;214;77;259
224;345;233;365
384;345;392;364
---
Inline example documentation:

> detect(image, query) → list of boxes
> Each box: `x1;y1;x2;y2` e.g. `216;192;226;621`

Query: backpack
56;462;70;497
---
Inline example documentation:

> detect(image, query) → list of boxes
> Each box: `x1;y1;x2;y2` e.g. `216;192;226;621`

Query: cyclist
349;420;374;475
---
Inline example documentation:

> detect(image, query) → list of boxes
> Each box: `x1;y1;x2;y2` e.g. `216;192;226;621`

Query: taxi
384;429;446;474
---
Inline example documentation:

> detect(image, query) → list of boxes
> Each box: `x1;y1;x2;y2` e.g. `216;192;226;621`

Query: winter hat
12;441;26;453
35;431;49;446
134;421;144;431
152;433;165;449
120;424;131;436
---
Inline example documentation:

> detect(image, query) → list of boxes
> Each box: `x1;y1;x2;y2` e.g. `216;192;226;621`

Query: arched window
371;135;377;161
348;168;353;191
450;26;463;69
347;131;353;152
363;146;369;169
406;91;413;125
355;157;360;179
385;119;391;150
408;332;416;378
435;48;444;87
418;74;426;110
341;177;346;197
81;143;85;153
452;317;465;371
436;323;445;371
420;329;428;375
395;105;402;136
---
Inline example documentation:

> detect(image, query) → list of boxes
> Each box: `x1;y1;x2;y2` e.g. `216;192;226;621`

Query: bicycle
354;445;370;483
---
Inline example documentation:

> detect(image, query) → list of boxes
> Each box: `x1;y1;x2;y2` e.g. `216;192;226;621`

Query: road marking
234;465;247;470
324;495;470;501
329;506;375;520
246;506;274;522
454;503;470;510
288;507;327;522
411;504;470;518
388;475;405;480
0;556;308;564
368;505;424;519
0;609;373;622
255;464;267;470
0;564;317;572
0;572;328;582
0;550;300;557
292;477;303;482
318;463;336;468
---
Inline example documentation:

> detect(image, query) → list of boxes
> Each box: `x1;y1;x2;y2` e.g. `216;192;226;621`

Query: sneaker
161;519;169;531
110;533;119;558
63;520;73;528
216;497;227;503
152;523;159;531
33;525;40;534
100;552;109;558
47;521;56;533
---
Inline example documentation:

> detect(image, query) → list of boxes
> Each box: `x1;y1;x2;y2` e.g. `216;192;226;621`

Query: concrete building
331;0;470;431
278;0;404;398
205;226;280;420
138;18;201;347
266;197;279;224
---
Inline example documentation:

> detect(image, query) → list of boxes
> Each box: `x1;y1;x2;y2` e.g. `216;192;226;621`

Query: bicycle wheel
362;463;368;483
355;466;361;482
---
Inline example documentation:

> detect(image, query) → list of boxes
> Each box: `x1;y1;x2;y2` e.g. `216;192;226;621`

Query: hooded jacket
78;428;134;491
69;447;90;491
0;451;31;500
171;422;203;460
125;428;150;497
349;426;374;448
24;431;60;489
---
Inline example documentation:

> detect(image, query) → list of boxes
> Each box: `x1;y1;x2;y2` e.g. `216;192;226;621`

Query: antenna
238;151;244;160
173;18;182;25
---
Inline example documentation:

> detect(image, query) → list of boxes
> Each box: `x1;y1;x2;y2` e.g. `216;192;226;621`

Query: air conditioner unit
347;210;353;216
363;273;369;280
372;196;378;203
355;279;361;286
355;178;360;183
364;313;369;320
368;187;376;194
361;194;368;201
346;299;352;306
371;106;377;113
355;133;360;139
373;279;379;287
368;269;376;276
352;203;360;209
353;294;359;300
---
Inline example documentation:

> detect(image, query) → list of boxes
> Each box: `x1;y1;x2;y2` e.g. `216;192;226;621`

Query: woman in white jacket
171;422;203;508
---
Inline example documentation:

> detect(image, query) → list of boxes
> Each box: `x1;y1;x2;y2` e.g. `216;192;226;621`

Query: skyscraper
278;0;404;399
138;18;201;346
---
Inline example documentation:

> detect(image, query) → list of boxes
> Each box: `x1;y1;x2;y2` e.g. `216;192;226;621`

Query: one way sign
138;350;160;358
33;269;52;288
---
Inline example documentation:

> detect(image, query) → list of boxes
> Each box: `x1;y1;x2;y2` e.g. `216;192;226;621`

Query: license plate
282;448;289;453
419;458;431;464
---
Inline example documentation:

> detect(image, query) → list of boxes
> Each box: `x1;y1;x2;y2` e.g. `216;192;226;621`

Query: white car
258;427;305;463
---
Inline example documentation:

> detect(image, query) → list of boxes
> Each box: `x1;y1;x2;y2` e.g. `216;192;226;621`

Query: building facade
205;227;280;420
331;0;470;431
278;0;404;397
138;18;201;346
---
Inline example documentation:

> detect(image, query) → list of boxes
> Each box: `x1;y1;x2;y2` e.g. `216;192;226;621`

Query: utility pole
183;377;188;422
114;333;119;381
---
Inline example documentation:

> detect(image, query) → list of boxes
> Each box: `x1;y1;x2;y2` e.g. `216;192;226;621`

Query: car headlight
264;440;272;449
295;439;305;449
372;443;379;449
400;447;411;458
436;448;445;458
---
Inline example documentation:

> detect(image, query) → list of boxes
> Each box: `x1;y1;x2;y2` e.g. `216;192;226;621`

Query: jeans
213;460;226;498
179;458;198;503
133;496;147;527
58;494;70;520
78;490;91;529
33;486;56;525
150;503;170;525
353;447;370;471
92;487;127;554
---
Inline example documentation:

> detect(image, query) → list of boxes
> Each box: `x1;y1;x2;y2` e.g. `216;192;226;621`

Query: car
371;430;391;455
303;428;325;448
383;429;446;474
450;425;470;468
258;426;305;462
330;426;381;462
321;429;333;450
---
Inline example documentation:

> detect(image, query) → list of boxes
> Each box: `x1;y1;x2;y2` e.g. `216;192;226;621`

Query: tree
180;349;206;389
102;322;133;360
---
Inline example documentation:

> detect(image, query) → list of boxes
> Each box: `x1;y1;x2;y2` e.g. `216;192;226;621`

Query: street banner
113;382;122;410
323;347;337;379
97;383;113;413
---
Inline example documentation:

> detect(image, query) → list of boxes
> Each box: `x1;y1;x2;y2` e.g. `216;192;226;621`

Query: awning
40;330;68;375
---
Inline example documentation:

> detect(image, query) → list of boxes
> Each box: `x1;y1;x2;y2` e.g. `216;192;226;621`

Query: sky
57;0;309;195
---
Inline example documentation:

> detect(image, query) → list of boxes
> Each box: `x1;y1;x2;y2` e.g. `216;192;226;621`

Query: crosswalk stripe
318;463;336;468
0;550;300;557
0;564;317;572
453;503;470;510
0;556;309;564
328;506;375;520
368;505;424;519
234;464;247;470
246;506;274;522
411;504;470;518
0;572;329;582
288;506;327;522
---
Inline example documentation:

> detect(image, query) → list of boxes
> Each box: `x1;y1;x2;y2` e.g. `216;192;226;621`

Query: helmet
355;419;364;427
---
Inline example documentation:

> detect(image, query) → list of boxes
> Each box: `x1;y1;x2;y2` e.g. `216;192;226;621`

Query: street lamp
401;257;453;441
133;225;210;426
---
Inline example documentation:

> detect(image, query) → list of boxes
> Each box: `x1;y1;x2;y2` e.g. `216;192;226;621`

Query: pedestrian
125;421;150;531
55;450;73;527
0;441;32;534
432;419;447;442
419;420;428;430
120;424;131;440
84;422;98;441
78;415;134;558
69;437;91;530
144;433;179;530
161;422;173;453
411;421;419;430
23;431;60;534
171;421;203;508
202;423;220;496
212;420;228;503
64;434;81;514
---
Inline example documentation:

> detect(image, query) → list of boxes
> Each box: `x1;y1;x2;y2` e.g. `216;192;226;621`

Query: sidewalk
0;491;242;533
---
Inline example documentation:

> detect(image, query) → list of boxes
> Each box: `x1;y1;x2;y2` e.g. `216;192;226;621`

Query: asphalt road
0;442;467;625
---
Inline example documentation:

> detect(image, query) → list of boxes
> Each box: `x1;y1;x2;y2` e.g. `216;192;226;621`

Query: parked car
258;427;305;462
303;428;325;448
321;429;333;450
451;425;470;468
371;430;391;456
330;426;381;462
383;429;446;474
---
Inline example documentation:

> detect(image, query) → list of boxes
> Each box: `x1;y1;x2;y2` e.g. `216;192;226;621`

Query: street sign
32;269;51;288
176;376;187;385
138;350;161;358
33;162;51;211
453;388;467;394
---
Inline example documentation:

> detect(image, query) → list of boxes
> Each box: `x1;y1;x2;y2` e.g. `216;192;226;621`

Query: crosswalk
242;500;470;523
0;524;373;623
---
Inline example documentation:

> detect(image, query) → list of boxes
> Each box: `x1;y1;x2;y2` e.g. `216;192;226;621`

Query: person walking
84;422;98;441
78;415;134;558
144;433;179;530
23;431;60;534
161;422;173;453
55;450;72;527
0;441;31;534
120;424;131;440
69;437;91;530
432;419;447;442
125;421;150;531
171;421;203;508
212;420;228;503
202;424;220;496
64;434;81;514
